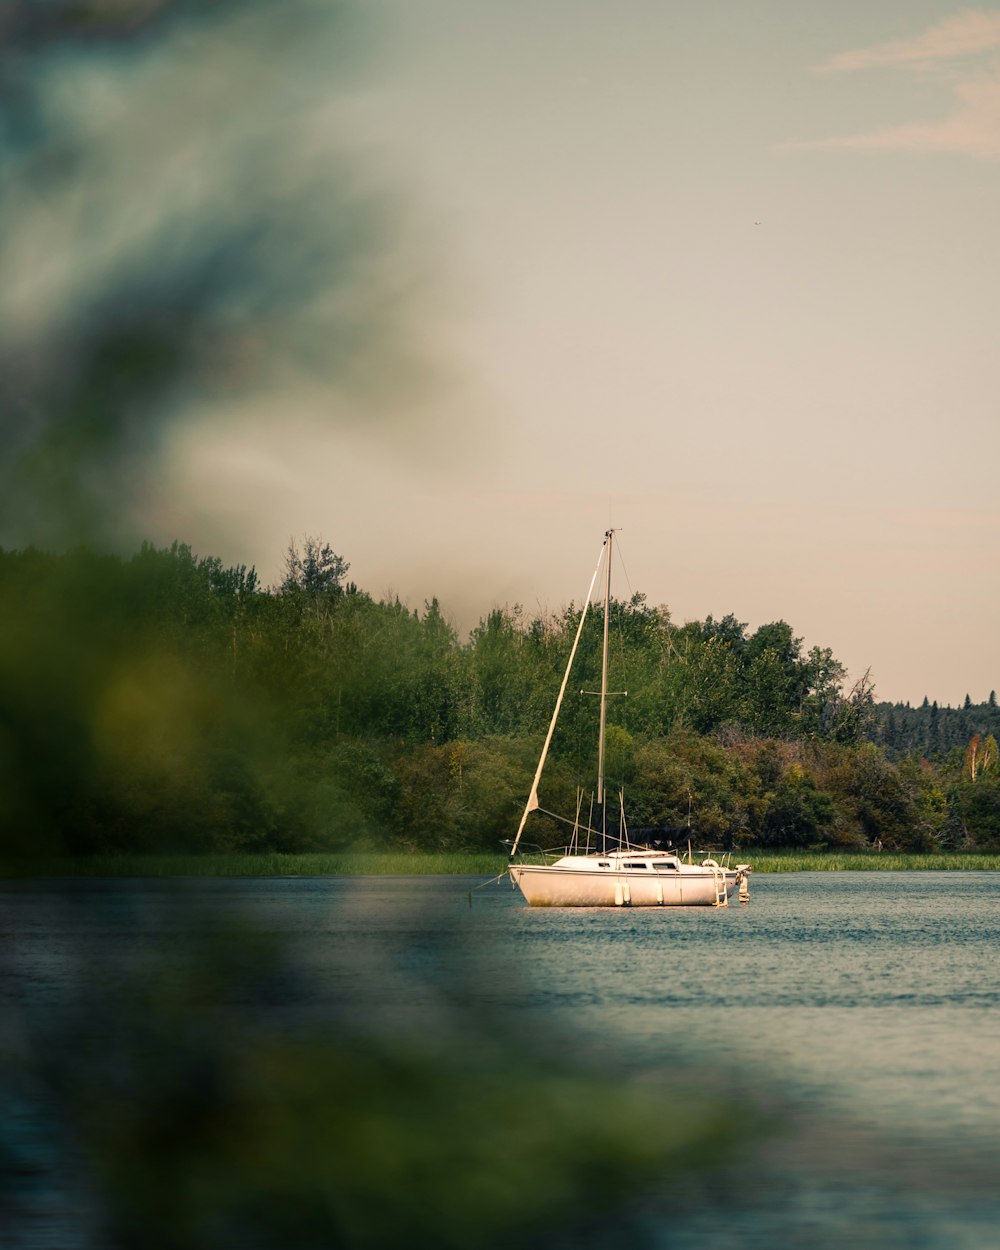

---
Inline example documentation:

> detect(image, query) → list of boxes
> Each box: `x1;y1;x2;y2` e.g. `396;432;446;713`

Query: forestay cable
509;534;608;856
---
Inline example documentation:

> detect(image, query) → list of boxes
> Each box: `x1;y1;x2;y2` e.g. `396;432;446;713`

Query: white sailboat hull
509;860;740;908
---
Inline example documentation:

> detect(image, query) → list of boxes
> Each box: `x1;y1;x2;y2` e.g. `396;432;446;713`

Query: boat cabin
551;853;684;873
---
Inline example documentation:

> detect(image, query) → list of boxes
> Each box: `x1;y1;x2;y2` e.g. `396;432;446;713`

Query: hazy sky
95;3;1000;703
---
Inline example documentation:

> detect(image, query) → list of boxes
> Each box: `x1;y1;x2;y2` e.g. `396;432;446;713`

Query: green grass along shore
3;851;1000;878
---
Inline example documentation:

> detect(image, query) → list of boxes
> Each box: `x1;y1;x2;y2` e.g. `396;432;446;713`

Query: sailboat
507;530;750;907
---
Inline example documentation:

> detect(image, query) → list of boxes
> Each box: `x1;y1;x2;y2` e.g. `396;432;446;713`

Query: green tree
281;538;350;598
953;776;1000;850
465;607;548;738
828;743;920;850
761;766;835;848
630;731;745;848
662;627;742;734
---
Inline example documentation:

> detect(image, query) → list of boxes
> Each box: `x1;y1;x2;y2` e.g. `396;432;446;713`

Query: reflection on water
2;872;999;1247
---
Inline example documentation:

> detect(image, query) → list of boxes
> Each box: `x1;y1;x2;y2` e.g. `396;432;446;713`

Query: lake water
3;871;999;1248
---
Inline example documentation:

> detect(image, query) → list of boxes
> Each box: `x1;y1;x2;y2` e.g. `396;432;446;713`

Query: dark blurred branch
0;0;417;547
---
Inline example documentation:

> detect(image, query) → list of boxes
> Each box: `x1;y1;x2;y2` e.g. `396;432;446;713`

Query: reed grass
744;851;1000;873
3;849;1000;878
0;851;511;879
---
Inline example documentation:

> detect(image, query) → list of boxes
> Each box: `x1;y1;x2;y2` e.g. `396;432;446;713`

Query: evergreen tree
281;538;350;597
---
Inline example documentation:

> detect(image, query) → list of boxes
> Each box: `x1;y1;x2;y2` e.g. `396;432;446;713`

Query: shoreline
3;851;1000;878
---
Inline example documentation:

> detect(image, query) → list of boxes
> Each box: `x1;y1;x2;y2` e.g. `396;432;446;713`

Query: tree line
873;694;1000;759
1;539;997;858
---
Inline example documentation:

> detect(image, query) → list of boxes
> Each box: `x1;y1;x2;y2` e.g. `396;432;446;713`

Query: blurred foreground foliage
1;540;998;859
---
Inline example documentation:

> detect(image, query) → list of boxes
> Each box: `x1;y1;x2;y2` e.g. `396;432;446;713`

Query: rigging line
614;532;636;602
534;806;605;836
468;868;512;907
509;533;608;857
471;871;508;892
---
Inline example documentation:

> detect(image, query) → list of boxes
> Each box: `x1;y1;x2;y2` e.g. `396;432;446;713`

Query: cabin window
598;861;610;868
653;862;679;872
623;862;649;870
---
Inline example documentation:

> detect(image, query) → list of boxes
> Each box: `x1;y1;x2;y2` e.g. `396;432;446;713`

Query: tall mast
597;529;613;829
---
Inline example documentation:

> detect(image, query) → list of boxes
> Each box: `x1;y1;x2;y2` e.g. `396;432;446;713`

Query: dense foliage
874;694;1000;758
1;541;997;858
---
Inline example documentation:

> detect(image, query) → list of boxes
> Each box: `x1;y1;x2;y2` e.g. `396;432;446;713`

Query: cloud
815;9;1000;73
789;69;1000;158
788;9;1000;159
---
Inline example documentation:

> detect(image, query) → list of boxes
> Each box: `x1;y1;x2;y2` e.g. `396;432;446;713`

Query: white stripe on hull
509;865;737;907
